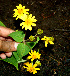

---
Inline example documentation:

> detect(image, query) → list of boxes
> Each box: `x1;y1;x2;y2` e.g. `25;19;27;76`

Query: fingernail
14;42;19;50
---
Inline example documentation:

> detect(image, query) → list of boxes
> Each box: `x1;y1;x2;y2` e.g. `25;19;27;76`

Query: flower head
37;29;43;35
41;36;54;47
29;35;35;41
35;60;41;66
27;50;41;61
13;4;29;20
23;62;40;74
20;14;37;31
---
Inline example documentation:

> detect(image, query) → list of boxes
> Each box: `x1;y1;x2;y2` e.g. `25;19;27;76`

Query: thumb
0;40;19;52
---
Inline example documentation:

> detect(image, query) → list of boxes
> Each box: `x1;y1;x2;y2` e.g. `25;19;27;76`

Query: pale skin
0;26;19;59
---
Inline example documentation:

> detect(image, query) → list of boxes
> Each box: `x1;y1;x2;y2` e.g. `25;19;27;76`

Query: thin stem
34;33;38;37
31;61;33;67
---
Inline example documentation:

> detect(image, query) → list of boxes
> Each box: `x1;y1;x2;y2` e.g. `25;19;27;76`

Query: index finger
0;26;15;37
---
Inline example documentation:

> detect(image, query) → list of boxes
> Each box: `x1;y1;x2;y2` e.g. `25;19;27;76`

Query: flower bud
37;29;43;35
29;35;35;41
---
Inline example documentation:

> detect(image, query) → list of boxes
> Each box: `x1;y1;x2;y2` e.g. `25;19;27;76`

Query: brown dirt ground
0;0;70;76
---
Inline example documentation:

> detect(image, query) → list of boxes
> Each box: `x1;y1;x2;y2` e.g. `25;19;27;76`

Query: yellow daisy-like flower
41;36;54;47
27;50;41;61
13;4;29;20
20;14;37;31
23;62;40;74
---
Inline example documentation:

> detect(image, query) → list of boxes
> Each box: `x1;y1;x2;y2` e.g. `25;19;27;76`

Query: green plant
0;4;54;74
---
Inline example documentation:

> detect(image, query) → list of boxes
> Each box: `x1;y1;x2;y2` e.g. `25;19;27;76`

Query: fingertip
0;53;6;59
5;52;12;57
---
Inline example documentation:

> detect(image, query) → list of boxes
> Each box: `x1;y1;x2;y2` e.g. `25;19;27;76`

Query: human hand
0;26;19;59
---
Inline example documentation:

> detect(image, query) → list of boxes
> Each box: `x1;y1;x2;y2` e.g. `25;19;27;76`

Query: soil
0;0;70;76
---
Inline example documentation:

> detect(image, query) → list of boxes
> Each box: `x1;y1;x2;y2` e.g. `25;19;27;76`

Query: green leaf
8;31;25;42
13;52;20;61
0;55;18;70
0;21;6;27
17;43;30;58
37;36;40;41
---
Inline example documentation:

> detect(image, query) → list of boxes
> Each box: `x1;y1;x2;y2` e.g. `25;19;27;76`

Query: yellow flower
13;4;29;20
27;50;41;61
41;36;54;47
20;14;37;31
23;62;40;74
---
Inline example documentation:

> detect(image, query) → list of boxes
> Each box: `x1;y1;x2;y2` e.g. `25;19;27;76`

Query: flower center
25;19;31;25
32;54;36;59
29;67;34;73
18;9;23;14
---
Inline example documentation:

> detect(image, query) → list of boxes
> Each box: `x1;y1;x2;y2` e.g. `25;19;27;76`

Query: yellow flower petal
31;23;36;26
41;36;46;40
27;56;32;59
49;41;54;44
45;41;48;47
